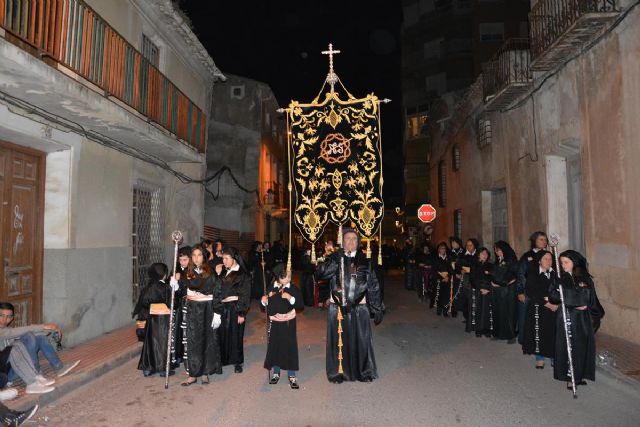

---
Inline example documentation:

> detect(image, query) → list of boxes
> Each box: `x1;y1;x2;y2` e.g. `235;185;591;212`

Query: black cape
217;267;251;367
550;275;602;383
263;282;304;371
137;280;175;374
316;251;383;382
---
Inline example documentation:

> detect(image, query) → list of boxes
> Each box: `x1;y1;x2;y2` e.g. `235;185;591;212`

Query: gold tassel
378;226;383;265
337;225;343;247
337;306;344;374
366;239;371;259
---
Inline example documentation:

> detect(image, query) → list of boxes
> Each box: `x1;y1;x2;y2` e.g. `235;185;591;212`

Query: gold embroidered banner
287;91;384;244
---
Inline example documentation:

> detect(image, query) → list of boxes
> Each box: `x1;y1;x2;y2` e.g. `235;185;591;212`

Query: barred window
132;183;165;306
454;209;462;239
452;145;461;171
478;117;492;149
438;160;447;207
141;34;160;67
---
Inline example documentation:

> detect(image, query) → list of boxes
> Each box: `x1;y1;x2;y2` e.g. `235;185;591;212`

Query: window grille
141;34;160;67
452;145;461;171
454;209;462;239
132;182;165;306
478;117;492;149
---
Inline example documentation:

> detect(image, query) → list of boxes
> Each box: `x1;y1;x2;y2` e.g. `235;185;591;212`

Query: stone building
205;75;287;255
426;0;640;344
401;0;530;238
0;0;223;345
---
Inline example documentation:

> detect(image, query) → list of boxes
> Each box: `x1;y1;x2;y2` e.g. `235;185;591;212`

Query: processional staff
165;230;183;389
549;233;577;399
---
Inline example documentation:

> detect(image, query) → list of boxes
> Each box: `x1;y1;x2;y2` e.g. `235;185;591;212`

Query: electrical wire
0;88;259;202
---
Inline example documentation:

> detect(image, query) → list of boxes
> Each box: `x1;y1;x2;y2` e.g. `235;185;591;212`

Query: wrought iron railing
529;0;617;60
0;0;206;152
263;181;282;207
483;38;532;101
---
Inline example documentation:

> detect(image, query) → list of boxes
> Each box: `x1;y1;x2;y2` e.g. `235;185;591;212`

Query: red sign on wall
417;204;437;223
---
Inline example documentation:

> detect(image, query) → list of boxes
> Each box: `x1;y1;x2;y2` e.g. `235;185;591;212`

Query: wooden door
0;141;45;326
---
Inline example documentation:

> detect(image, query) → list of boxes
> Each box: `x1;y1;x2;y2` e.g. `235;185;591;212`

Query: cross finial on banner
322;43;341;92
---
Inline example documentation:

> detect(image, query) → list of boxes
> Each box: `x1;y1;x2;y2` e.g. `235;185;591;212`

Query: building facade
0;0;223;345
401;0;529;239
205;75;287;255
426;0;640;344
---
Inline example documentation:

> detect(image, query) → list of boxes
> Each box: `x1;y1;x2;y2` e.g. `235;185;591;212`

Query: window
141;34;160;67
132;183;165;306
438;160;447;207
479;23;505;43
231;85;245;99
407;114;428;139
478;117;492;149
454;209;462;239
452;145;461;171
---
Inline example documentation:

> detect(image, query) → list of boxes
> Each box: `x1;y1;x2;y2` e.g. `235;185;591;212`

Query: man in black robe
315;230;383;383
516;231;548;345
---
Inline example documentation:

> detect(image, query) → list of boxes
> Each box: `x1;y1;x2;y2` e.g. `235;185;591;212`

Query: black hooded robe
137;280;176;374
217;266;251;367
522;267;557;358
315;252;383;382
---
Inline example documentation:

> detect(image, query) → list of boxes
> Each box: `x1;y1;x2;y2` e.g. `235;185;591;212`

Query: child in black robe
262;264;304;389
137;263;174;376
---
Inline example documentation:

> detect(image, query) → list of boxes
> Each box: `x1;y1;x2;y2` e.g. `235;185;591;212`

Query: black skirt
522;302;556;358
138;314;173;374
264;318;299;371
326;303;377;382
491;286;516;340
182;300;222;377
218;302;245;366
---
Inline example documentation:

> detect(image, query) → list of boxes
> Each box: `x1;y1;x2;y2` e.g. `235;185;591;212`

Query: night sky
179;0;404;203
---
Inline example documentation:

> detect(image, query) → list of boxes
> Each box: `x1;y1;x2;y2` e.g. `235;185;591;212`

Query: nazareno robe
217;267;251;367
315;251;383;382
431;254;454;316
263;282;304;371
490;258;518;340
522;267;557;358
458;252;476;329
299;253;316;307
180;271;223;377
549;274;602;383
471;260;493;336
137;279;176;374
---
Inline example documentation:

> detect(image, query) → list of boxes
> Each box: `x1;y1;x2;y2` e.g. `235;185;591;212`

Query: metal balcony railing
482;38;532;110
263;181;283;208
530;0;618;68
0;0;206;152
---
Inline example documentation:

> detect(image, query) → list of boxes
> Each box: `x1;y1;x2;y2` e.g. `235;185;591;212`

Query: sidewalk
5;325;141;411
597;333;640;386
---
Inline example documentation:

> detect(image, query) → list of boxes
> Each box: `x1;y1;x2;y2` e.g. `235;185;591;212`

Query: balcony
529;0;619;71
0;0;206;156
482;39;533;111
263;181;285;210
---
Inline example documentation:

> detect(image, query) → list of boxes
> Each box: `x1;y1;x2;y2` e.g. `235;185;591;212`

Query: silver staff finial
171;230;183;244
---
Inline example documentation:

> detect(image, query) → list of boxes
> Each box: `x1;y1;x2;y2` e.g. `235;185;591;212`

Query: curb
597;364;640;390
13;343;141;411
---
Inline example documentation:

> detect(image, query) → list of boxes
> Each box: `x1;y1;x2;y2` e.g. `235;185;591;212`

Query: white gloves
211;313;221;330
170;277;179;291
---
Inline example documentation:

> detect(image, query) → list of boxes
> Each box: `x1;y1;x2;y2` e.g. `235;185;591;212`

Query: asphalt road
36;272;640;427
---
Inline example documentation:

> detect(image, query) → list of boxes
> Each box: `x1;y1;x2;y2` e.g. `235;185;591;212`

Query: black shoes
269;374;280;384
234;365;243;374
288;377;299;389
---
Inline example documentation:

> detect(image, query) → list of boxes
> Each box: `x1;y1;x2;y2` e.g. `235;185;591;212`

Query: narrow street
37;273;640;427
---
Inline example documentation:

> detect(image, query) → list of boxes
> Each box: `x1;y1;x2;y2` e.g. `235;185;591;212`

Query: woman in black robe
216;247;251;373
522;250;557;369
550;250;604;389
179;245;223;386
471;248;493;337
431;242;453;317
490;241;518;342
263;264;304;388
137;263;175;376
460;239;479;331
